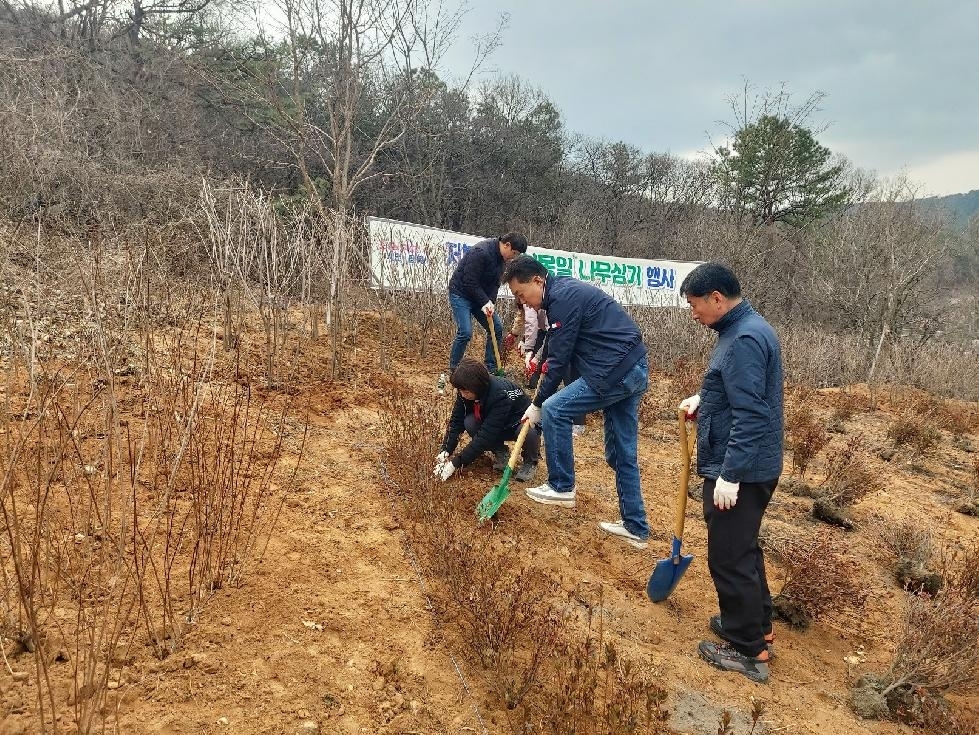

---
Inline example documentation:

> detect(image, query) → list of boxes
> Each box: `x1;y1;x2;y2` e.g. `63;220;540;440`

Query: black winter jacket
448;238;504;307
695;300;784;483
534;275;647;406
441;376;530;467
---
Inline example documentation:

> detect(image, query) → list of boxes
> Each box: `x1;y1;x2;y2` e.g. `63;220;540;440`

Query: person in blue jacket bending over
440;233;528;392
503;254;650;550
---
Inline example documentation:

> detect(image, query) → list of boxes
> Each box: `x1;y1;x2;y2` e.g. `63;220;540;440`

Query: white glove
714;477;739;510
437;460;456;482
433;451;450;477
679;394;701;418
481;301;494;316
521;404;541;425
524;352;533;368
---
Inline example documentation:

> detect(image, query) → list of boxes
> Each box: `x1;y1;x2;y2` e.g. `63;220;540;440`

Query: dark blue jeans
448;291;504;372
540;358;649;538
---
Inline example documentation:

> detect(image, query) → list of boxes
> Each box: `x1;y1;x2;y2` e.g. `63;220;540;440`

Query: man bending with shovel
678;262;784;684
503;255;650;549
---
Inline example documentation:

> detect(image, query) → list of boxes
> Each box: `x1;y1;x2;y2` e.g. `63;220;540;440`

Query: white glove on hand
714;477;739;510
679;394;701;418
437;460;456;482
481;301;494;316
524;352;533;368
433;451;450;477
521;404;541;425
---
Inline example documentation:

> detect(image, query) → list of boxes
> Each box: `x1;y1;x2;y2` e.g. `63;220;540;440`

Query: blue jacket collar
712;299;752;333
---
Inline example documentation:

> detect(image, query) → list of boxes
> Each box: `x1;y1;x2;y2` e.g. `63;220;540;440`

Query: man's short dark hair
450;358;491;394
500;232;529;253
503;254;547;283
679;262;742;298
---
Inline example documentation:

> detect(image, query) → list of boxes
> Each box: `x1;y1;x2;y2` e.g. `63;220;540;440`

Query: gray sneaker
514;460;538;482
492;448;511;471
697;641;770;683
709;615;775;659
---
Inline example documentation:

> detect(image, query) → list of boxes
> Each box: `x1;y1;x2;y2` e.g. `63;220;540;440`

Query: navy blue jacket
696;300;784;483
534;275;647;406
448;238;504;307
441;376;530;467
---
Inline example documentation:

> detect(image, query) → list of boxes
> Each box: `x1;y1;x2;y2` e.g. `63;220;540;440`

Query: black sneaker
709;615;775;659
698;641;770;683
514;460;537;481
492;448;511;471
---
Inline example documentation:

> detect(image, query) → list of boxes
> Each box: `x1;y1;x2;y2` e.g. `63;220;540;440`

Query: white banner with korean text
368;216;699;308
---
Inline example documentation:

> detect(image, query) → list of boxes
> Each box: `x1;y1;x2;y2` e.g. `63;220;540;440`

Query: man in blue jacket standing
678;262;783;684
503;255;650;549
443;233;528;386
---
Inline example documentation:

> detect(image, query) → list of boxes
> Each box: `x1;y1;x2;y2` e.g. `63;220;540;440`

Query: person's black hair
679;262;742;298
499;232;529;253
449;357;491;395
503;254;547;284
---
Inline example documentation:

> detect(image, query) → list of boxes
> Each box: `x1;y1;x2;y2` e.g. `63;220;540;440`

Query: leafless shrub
887;414;940;456
874;519;936;571
0;300;303;732
766;527;869;628
866;517;943;595
830;389;873;421
820;434;882;507
861;542;979;726
883;551;979;695
785;404;829;476
527;598;670;735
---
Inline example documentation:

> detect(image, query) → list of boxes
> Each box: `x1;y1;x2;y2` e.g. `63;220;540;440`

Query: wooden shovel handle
674;409;697;540
507;361;548;472
488;314;503;369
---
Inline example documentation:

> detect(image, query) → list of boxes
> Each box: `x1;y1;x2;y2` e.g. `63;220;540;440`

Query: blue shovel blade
646;537;694;602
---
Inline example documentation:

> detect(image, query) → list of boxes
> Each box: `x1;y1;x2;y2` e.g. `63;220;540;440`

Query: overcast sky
441;0;979;197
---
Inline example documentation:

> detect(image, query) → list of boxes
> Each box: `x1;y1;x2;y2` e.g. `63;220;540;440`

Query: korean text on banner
368;217;699;308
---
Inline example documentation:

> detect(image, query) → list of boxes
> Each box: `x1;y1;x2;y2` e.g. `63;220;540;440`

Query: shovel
487;315;506;377
646;409;696;602
476;363;547;521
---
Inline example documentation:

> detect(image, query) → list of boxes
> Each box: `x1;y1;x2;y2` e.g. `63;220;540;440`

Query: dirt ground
2;324;978;735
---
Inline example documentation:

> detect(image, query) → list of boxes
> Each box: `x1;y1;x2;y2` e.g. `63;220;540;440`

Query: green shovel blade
477;466;513;521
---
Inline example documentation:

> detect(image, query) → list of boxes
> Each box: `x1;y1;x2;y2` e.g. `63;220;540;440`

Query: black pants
703;477;777;657
464;414;540;463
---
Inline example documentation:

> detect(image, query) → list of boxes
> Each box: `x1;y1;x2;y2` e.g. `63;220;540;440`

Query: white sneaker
598;520;648;549
572;424;585;438
525;482;577;507
436;372;447;395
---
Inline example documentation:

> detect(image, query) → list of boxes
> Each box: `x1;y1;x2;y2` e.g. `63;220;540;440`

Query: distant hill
917;188;979;229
